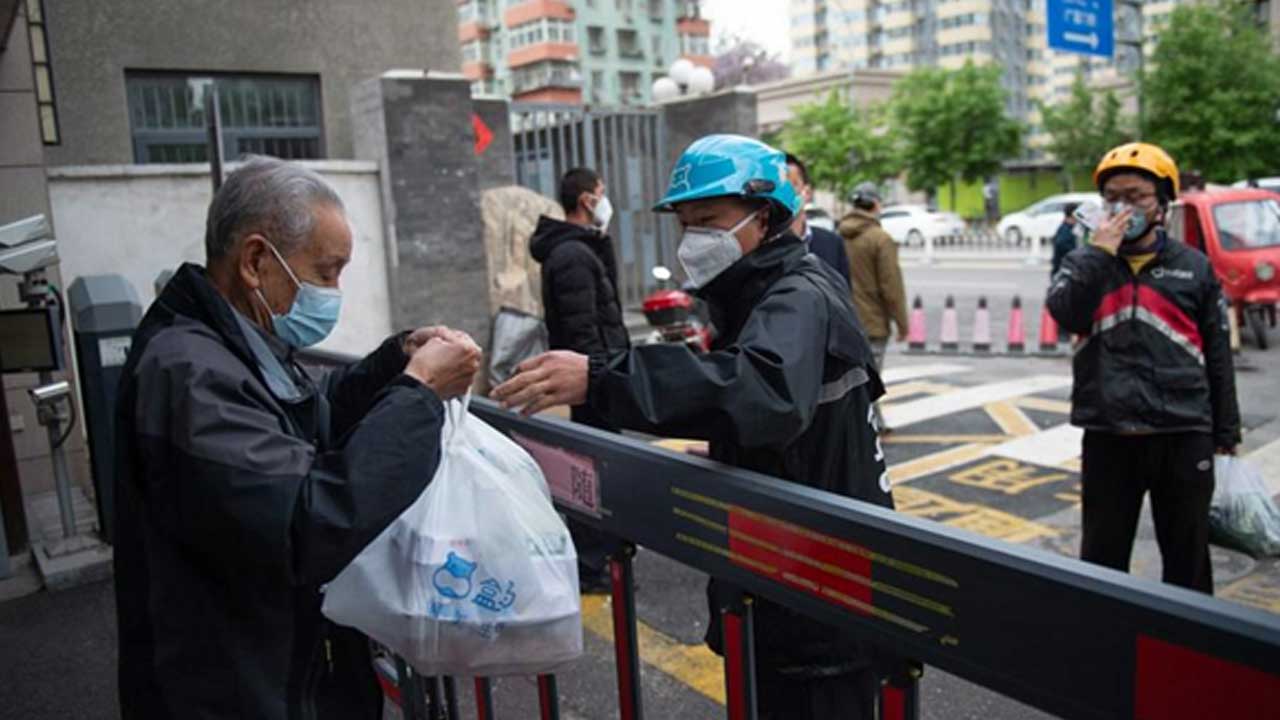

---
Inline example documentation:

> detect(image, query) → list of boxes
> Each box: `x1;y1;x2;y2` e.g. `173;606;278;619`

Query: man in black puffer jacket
531;167;631;589
1047;143;1240;594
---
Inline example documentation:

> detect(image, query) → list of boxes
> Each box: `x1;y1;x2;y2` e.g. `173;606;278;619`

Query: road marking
893;485;1059;542
882;380;956;402
1012;396;1074;414
882;375;1073;429
888;444;991;484
580;594;727;705
948;459;1071;496
883;434;1014;445
1219;573;1280;615
879;363;973;384
983;402;1039;437
652;438;707;454
984;424;1083;468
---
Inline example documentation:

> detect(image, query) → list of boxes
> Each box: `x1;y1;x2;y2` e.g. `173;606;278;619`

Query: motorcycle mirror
652;266;672;282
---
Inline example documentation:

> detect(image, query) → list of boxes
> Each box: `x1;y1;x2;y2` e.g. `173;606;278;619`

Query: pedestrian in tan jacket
839;183;909;430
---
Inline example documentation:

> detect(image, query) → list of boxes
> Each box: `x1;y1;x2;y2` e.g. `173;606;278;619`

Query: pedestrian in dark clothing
497;135;894;720
1050;203;1081;277
1047;143;1240;594
114;157;481;719
786;153;852;288
530;167;630;591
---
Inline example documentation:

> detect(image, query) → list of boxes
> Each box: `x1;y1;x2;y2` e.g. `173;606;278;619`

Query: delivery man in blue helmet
495;134;894;718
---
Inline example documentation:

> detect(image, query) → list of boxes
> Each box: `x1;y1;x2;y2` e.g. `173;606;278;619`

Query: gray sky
701;0;792;61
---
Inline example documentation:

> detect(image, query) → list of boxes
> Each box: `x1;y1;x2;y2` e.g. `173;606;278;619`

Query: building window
620;71;643;103
26;0;59;144
649;0;664;20
125;72;323;164
616;0;634;12
588;26;607;54
509;17;576;49
617;28;644;58
679;33;710;56
511;61;581;94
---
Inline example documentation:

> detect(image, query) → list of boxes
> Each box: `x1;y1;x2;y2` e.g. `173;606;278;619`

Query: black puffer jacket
1046;234;1241;448
115;264;444;720
531;216;630;357
586;236;894;673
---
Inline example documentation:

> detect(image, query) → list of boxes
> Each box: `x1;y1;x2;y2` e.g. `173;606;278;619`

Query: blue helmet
654;134;800;230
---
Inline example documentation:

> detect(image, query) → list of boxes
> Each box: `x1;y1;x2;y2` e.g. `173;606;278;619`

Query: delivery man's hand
492;351;589;416
1091;207;1132;255
403;325;468;355
405;330;482;399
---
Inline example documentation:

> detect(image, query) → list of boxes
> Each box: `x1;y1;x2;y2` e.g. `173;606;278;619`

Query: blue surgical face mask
256;242;342;348
1109;201;1152;243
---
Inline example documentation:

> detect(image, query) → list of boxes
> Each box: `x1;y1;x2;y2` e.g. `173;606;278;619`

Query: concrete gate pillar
660;88;760;176
351;70;492;350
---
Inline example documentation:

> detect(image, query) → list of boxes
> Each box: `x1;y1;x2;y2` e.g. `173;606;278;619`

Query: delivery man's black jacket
114;263;444;720
586;235;896;674
1046;234;1241;448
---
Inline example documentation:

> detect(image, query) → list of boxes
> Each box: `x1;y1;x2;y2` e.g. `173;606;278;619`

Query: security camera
28;380;70;406
0;215;58;275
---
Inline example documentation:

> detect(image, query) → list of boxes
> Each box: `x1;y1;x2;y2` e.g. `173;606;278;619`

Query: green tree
891;62;1024;207
1143;1;1280;182
779;91;899;199
1039;73;1132;188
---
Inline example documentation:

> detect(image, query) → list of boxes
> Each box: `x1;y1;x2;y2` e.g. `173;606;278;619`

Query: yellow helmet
1094;142;1180;202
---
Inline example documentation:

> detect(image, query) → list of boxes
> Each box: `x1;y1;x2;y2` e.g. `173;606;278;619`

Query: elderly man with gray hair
114;156;481;719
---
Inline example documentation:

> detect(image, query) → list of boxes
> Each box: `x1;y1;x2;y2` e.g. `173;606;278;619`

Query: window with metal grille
125;72;323;164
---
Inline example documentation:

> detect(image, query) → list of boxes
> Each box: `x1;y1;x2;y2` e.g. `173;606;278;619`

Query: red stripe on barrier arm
880;683;906;720
537;674;561;720
728;508;874;613
723;609;748;720
1135;635;1280;719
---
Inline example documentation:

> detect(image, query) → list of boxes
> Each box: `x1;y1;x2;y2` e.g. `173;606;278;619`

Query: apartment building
458;0;712;105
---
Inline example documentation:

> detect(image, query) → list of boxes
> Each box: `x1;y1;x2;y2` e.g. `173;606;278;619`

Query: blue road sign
1047;0;1114;58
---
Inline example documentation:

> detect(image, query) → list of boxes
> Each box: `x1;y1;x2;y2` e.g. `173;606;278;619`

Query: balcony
462;61;495;81
677;16;710;36
510;61;583;102
503;0;574;28
508;42;580;69
458;22;491;43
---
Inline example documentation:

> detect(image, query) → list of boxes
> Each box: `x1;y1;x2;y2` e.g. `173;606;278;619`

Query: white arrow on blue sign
1047;0;1115;58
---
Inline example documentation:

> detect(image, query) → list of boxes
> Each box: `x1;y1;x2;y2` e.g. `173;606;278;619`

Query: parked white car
878;205;966;245
996;193;1099;245
1232;177;1280;195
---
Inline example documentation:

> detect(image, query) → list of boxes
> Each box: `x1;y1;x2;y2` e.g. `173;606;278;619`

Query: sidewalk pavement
1247;436;1280;497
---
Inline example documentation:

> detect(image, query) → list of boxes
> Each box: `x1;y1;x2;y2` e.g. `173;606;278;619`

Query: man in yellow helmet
1046;142;1240;594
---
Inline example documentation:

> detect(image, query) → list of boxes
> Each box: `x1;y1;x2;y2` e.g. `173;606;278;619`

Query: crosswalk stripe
579;594;726;705
984;424;1084;468
881;380;955;402
1012;396;1073;414
879;363;973;385
882;375;1073;429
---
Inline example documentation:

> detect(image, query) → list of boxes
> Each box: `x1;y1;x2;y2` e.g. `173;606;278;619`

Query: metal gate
510;103;672;309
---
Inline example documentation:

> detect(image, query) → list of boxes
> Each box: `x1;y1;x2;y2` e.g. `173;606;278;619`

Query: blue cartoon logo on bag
473;579;517;613
432;552;477;599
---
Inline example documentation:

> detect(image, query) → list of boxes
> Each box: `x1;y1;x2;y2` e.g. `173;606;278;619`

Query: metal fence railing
300;350;1280;720
897;230;1055;265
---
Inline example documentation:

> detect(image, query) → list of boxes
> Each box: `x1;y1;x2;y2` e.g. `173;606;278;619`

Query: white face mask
591;194;614;229
677;212;759;288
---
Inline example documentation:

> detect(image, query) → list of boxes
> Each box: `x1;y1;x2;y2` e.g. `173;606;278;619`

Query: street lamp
651;59;716;102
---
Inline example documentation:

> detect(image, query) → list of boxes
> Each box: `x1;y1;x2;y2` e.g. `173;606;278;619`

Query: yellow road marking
652;438;708;454
1219;573;1280;615
1058;458;1082;472
881;380;956;402
983;402;1039;437
1012;396;1073;414
888;443;991;484
580;594;727;705
893;485;1059;543
883;434;1014;445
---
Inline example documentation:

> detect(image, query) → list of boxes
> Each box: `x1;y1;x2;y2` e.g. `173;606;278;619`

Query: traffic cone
1007;296;1026;353
973;297;992;353
908;296;928;352
940;295;959;353
1039;305;1060;353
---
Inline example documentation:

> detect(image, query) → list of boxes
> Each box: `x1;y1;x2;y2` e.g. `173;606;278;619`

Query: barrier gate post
879;661;923;720
719;587;757;720
609;543;644;720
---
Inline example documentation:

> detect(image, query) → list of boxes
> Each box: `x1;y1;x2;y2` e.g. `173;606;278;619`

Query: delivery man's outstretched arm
497;281;828;448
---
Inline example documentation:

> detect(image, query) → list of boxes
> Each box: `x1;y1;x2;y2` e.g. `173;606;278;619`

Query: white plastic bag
1210;456;1280;558
322;397;582;677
